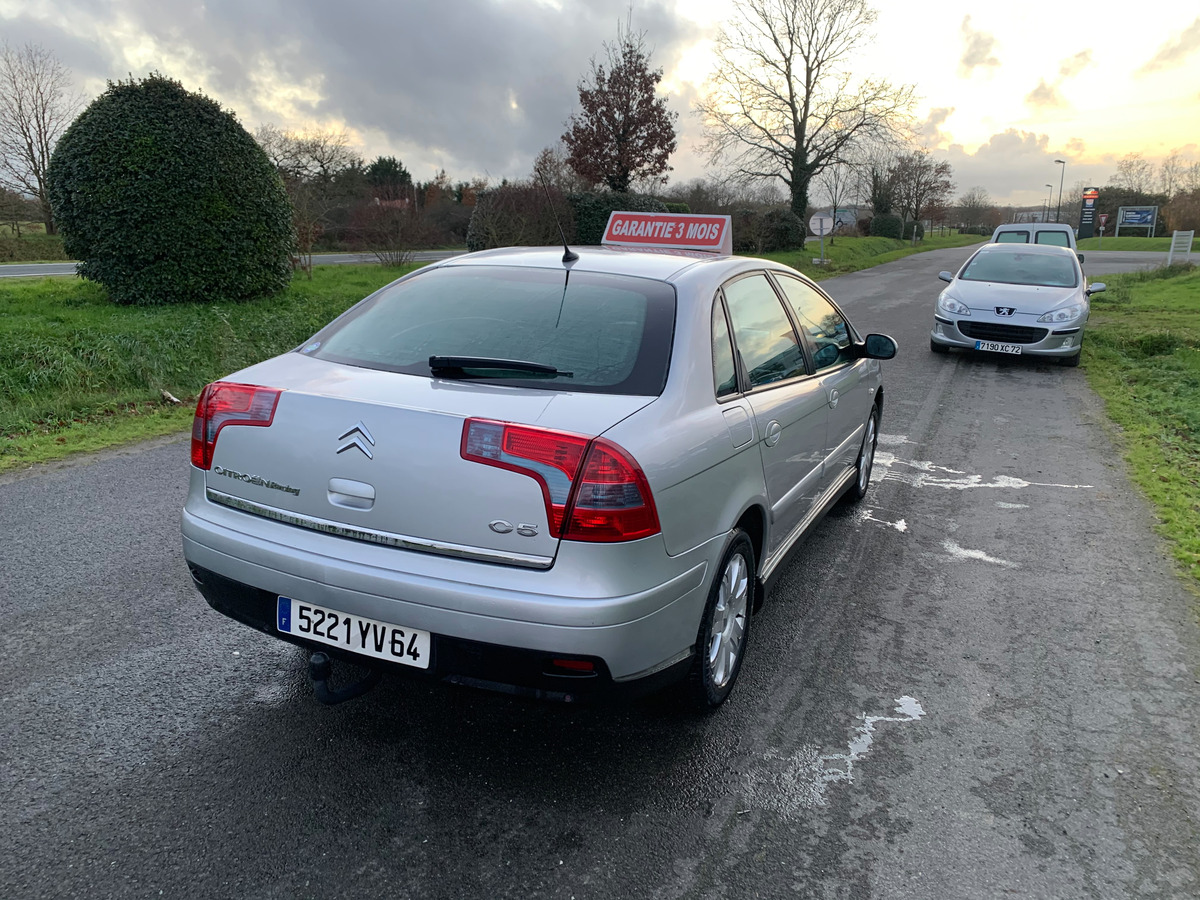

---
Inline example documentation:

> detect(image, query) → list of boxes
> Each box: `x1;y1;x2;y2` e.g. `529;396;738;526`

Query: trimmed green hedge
567;192;668;245
732;208;804;253
47;74;294;305
870;214;903;239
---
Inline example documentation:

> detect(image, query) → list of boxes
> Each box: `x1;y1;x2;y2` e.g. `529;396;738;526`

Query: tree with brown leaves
562;28;677;193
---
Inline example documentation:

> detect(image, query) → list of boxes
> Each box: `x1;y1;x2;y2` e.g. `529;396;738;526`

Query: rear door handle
828;389;840;409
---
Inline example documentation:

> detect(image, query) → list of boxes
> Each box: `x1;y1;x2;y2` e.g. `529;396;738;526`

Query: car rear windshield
1034;231;1071;247
960;251;1079;288
303;265;676;395
995;231;1029;243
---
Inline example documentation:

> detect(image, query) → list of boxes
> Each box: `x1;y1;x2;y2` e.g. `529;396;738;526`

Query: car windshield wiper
428;356;574;378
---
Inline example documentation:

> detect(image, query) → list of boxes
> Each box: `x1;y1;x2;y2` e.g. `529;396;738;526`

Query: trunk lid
203;353;655;566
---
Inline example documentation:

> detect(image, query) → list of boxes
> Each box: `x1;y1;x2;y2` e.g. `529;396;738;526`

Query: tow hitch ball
308;651;382;705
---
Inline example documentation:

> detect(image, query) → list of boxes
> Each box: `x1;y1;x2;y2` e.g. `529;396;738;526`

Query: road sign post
808;214;834;264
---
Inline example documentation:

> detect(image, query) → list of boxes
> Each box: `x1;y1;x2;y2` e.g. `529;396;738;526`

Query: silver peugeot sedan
930;242;1105;367
182;245;896;708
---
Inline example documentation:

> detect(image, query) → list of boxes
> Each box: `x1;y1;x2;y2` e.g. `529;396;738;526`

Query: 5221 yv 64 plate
277;597;431;668
975;340;1022;355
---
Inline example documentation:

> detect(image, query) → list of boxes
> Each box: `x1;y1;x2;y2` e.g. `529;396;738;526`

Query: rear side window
306;266;676;395
995;231;1029;243
1035;231;1071;247
723;274;806;389
712;299;739;398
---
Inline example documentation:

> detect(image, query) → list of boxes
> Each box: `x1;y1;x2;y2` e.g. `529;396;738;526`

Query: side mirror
1087;282;1106;295
861;333;898;360
1077;252;1085;263
938;271;953;283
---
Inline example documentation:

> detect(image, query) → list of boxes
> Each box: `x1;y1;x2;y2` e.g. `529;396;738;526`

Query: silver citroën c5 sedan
182;231;896;708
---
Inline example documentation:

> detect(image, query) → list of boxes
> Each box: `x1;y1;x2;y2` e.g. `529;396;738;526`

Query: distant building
815;206;861;234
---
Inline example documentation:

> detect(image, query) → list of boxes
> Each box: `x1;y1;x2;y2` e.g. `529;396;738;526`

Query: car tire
1059;351;1081;367
930;338;948;354
843;404;880;505
687;530;754;710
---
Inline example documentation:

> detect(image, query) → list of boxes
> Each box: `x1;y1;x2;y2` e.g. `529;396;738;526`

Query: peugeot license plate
975;340;1022;355
277;597;430;668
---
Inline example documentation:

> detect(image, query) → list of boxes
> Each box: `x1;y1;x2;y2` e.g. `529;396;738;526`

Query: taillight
563;439;660;541
461;419;660;543
190;381;282;470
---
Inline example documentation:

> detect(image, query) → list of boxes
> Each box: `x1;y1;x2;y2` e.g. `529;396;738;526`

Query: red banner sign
601;212;732;254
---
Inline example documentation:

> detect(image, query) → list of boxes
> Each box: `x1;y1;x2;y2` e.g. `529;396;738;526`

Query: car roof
992;223;1073;233
970;242;1077;258
432;245;755;283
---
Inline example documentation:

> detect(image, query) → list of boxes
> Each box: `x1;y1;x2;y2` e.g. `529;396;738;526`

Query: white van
990;223;1082;260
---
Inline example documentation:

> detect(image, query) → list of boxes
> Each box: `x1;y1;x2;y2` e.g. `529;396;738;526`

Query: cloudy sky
3;0;1199;208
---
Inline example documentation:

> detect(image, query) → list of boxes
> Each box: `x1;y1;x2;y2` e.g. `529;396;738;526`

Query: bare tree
697;0;914;245
255;124;365;277
956;186;992;230
0;185;38;236
255;124;361;184
530;143;591;194
1158;150;1196;199
815;159;855;241
1184;160;1200;194
0;42;81;234
889;150;954;225
1111;152;1156;194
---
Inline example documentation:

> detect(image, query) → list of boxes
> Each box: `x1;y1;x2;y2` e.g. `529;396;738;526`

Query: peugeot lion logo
995;307;1017;317
337;422;376;459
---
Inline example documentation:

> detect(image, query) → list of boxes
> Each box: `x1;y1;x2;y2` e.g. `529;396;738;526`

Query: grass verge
0;264;419;471
1083;263;1200;587
1078;235;1199;252
762;232;982;279
2;237;981;471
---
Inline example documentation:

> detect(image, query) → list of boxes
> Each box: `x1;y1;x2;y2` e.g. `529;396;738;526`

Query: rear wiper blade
428;356;574;378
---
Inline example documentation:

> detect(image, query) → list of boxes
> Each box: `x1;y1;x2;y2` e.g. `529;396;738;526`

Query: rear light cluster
461;418;660;543
190;381;282;469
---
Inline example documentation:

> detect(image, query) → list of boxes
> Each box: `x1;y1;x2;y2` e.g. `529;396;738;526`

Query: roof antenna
537;169;578;264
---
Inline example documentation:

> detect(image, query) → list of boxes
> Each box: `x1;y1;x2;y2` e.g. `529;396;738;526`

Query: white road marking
942;539;1018;568
877;433;916;446
746;697;926;816
873;452;1092;491
995;502;1029;509
857;509;908;532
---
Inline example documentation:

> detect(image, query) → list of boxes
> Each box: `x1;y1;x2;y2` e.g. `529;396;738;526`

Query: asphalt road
0;250;462;278
0;247;1180;279
4;247;1199;899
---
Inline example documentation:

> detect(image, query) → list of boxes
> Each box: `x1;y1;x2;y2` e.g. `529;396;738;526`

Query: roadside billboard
1114;206;1158;237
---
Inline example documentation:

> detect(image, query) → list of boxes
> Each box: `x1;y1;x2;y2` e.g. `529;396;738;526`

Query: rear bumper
188;565;692;699
181;485;720;692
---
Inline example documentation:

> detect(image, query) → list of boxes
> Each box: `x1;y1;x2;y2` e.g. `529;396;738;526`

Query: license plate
277;597;430;669
975;340;1022;355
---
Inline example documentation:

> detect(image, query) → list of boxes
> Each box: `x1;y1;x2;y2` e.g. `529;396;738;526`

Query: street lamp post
1044;184;1054;223
1054;159;1066;223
